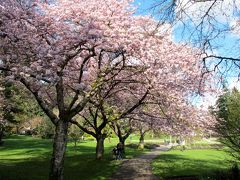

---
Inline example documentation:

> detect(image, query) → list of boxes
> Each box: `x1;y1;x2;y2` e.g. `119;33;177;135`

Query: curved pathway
109;145;170;180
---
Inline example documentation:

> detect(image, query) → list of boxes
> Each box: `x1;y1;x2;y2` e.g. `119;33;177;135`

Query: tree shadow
0;136;119;180
153;153;232;180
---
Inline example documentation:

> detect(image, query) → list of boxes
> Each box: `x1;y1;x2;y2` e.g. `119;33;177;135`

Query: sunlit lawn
152;149;233;179
1;135;232;180
0;135;144;180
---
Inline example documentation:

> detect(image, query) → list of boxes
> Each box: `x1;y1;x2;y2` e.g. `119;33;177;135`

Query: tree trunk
74;139;77;152
16;125;19;134
119;137;126;154
49;120;69;180
139;133;145;149
96;134;105;160
121;139;126;149
121;139;126;155
119;136;123;144
0;127;3;145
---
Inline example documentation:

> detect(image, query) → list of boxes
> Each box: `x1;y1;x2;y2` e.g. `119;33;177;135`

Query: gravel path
109;145;170;180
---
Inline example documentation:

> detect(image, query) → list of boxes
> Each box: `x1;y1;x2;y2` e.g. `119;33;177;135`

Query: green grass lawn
1;135;234;180
152;149;233;179
0;135;144;180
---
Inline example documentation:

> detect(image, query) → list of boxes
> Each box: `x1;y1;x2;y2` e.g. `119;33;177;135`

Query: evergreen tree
2;79;44;134
214;87;240;161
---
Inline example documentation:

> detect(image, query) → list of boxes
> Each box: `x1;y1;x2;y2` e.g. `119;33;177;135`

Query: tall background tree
213;87;240;161
3;82;44;134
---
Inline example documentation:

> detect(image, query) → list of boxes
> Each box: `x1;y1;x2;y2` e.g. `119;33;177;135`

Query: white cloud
199;93;218;109
227;76;240;89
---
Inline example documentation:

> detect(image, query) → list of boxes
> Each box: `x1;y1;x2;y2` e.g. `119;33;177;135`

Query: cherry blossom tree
136;121;153;149
0;0;148;178
159;101;214;135
127;93;216;147
71;72;149;159
110;119;134;152
0;0;211;179
0;74;5;145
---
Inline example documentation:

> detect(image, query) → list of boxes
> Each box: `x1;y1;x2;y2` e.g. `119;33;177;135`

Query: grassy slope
0;135;144;180
152;149;233;179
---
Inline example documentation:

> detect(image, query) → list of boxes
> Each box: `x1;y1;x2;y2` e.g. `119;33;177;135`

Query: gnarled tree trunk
119;137;127;154
49;120;69;180
96;134;106;160
139;133;145;149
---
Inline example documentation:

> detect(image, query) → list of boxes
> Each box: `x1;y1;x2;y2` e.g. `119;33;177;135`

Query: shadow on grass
1;135;52;150
153;153;232;180
0;136;131;180
0;146;119;180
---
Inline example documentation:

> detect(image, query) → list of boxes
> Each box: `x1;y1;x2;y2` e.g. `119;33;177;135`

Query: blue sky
133;0;153;14
132;0;240;108
133;0;240;76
